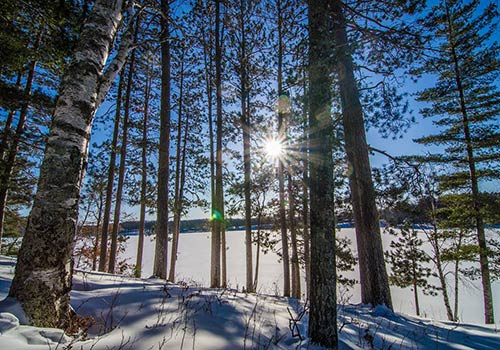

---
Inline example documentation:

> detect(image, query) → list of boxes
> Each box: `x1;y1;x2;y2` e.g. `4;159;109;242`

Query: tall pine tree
413;0;500;323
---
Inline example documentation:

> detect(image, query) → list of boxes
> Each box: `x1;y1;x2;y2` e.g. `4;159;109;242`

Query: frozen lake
93;228;500;324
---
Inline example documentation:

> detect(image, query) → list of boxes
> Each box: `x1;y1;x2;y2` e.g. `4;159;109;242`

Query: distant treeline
119;217;276;234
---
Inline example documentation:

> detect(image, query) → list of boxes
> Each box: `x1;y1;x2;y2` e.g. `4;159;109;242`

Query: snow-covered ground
1;228;499;350
114;228;500;324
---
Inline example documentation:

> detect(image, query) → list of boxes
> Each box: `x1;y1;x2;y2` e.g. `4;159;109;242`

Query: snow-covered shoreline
74;228;500;325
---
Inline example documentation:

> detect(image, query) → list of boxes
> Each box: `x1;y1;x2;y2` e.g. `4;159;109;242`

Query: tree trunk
92;193;104;271
236;0;253;293
154;0;171;279
0;51;39;251
428;218;455;321
210;0;223;288
108;66;133;273
7;0;127;328
412;257;420;316
413;282;420;316
221;218;227;287
135;72;151;278
169;50;186;282
98;70;124;272
307;1;338;347
253;212;261;291
108;15;140;274
202;12;218;286
433;237;454;321
453;232;464;322
0;108;16;160
331;0;392;309
302;78;311;298
288;173;301;299
277;0;290;297
0;72;22;159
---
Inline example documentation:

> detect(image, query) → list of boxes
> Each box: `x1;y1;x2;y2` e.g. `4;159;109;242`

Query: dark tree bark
413;267;420;316
7;0;131;328
135;71;151;278
108;14;141;274
238;0;253;292
154;0;171;279
210;0;223;288
301;78;311;297
169;47;186;282
253;211;262;291
307;0;338;347
0;50;39;251
91;192;104;271
221;196;227;287
108;62;134;274
98;71;125;272
331;0;392;309
276;0;290;297
426;208;455;321
288;173;301;299
171;112;189;277
201;11;218;285
0;72;22;160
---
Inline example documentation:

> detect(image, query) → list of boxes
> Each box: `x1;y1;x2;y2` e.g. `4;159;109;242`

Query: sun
264;138;284;159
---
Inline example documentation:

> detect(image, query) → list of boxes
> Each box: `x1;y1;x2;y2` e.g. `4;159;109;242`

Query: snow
1;228;500;350
113;228;500;324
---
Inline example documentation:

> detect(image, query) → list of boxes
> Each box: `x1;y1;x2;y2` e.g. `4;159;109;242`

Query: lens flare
264;138;283;159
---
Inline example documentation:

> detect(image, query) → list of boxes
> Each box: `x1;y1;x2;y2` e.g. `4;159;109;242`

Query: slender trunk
108;15;141;274
253;211;262;291
0;109;16;160
92;194;104;271
0;48;39;251
307;1;338;347
108;68;132;273
288;173;301;299
211;0;222;288
428;214;455;321
173;112;189;272
201;10;215;210
433;235;454;320
237;0;253;293
7;0;126;328
169;51;186;282
436;256;454;321
98;71;125;272
331;0;392;309
0;72;22;159
453;233;464;321
446;7;493;323
302;75;311;297
135;73;151;278
411;255;420;316
413;281;420;316
277;0;290;297
454;260;459;321
243;117;253;292
221;217;227;287
154;0;171;279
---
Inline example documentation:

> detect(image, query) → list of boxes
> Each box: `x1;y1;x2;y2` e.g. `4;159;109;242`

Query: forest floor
1;255;500;350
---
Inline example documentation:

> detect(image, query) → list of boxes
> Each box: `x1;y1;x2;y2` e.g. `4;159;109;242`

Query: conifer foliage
413;0;500;323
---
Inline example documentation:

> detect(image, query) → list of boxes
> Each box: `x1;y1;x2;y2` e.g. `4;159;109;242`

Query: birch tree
6;0;135;328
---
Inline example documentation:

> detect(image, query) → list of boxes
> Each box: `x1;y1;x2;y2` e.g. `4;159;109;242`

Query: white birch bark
7;0;133;328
